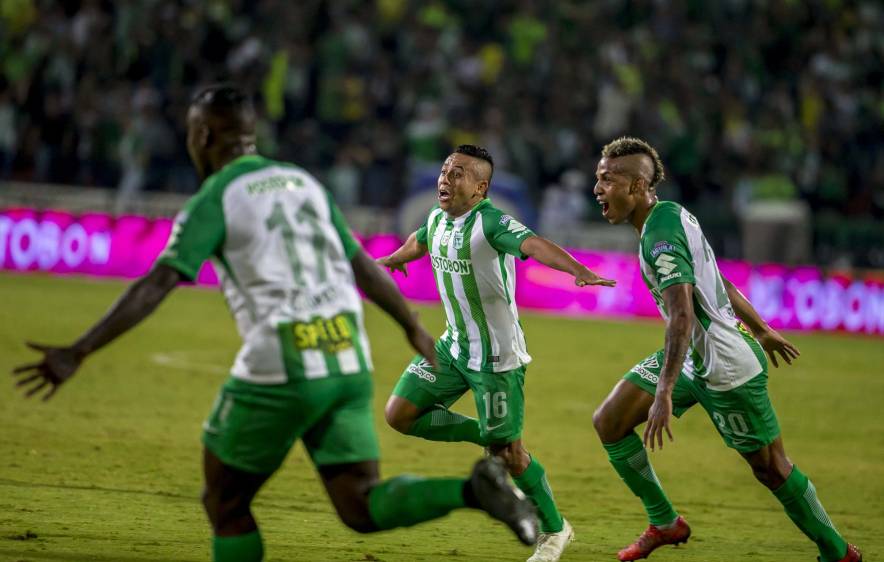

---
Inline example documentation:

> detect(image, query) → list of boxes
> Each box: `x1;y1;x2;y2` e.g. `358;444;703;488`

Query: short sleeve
327;191;361;260
415;223;429;246
156;180;226;280
642;224;695;290
486;213;535;259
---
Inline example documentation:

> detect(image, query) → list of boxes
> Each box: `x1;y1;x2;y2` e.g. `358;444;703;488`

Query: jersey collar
639;200;662;237
447;198;491;223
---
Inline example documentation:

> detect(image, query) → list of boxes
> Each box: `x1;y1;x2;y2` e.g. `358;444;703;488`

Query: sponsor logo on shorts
661;272;683;282
632;356;660;384
486;355;500;363
431;254;473;275
632;366;659;384
407;359;436;383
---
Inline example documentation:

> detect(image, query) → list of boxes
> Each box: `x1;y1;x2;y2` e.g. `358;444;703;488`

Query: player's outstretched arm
376;231;428;277
721;276;800;368
519;235;616;287
645;283;693;451
351;249;437;367
12;264;183;400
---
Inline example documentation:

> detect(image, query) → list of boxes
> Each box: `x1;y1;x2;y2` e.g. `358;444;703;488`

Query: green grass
0;273;881;562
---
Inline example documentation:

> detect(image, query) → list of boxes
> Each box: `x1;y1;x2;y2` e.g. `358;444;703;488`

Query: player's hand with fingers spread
574;266;617;288
644;392;674;451
756;327;800;368
12;342;85;401
377;256;408;277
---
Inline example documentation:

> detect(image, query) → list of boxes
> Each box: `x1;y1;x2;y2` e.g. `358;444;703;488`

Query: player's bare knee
592;404;617;442
384;402;413;434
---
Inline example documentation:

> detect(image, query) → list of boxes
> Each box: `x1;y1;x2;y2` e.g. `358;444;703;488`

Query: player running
591;136;862;562
378;144;616;562
12;86;538;562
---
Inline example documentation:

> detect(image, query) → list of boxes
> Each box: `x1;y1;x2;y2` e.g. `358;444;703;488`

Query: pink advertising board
2;208;882;336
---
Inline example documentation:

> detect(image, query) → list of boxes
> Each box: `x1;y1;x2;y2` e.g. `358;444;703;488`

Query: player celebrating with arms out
12;87;539;562
378;145;616;562
591;137;861;562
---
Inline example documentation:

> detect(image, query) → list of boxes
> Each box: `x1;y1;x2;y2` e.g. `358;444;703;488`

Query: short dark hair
455;144;494;180
191;84;254;121
601;137;665;188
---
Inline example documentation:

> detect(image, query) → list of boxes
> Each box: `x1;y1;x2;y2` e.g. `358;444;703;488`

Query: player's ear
476;180;489;198
197;123;211;149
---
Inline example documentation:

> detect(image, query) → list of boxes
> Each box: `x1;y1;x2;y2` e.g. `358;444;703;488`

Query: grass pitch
0;273;881;562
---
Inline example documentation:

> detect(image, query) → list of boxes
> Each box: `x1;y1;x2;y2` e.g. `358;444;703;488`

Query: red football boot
617;516;691;561
820;544;862;562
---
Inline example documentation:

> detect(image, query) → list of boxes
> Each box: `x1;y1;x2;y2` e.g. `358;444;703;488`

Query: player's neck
445;197;485;220
629;197;659;233
208;143;258;175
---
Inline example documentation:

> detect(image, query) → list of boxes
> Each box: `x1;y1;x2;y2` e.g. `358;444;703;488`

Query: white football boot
526;518;574;562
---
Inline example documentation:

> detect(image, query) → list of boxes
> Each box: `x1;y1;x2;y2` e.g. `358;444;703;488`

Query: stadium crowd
0;0;881;263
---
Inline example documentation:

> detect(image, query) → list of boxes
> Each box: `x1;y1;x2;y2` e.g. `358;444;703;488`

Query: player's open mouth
438;188;451;203
599;200;610;216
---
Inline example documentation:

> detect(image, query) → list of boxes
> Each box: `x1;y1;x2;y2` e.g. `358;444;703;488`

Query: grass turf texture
0;273;881;562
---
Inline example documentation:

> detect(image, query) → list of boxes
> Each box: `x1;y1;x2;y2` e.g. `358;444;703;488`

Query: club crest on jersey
651;241;674;258
453;231;464;249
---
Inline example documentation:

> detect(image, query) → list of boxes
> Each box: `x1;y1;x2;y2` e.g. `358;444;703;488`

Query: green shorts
202;373;380;474
392;342;526;444
624;349;780;453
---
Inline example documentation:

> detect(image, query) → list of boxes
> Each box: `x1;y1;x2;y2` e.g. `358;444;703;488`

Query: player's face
593;157;638;224
437;154;486;216
186;106;209;180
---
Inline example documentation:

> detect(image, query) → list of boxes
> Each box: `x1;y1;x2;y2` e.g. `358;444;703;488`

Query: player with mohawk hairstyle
592;136;862;562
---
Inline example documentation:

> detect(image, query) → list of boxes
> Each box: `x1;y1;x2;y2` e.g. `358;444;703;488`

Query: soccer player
377;144;616;562
591;136;862;562
11;86;539;562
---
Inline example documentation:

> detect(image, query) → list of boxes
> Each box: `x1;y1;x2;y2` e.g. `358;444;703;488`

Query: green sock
406;405;488;446
368;475;466;530
212;530;263;562
603;432;678;526
512;457;564;533
772;466;847;562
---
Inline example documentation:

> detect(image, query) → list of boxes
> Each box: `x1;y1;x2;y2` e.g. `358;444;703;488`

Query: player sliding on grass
378;144;616;562
12;85;539;562
591;136;862;562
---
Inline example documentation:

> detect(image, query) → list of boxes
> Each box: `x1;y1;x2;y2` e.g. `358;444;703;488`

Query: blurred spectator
0;0;881;265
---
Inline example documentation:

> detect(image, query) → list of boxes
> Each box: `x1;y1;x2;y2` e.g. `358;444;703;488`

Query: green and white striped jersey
157;154;372;384
639;201;766;390
417;199;535;373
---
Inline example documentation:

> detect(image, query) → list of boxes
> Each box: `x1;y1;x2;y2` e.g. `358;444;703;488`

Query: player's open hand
377;256;408;276
756;328;800;368
643;393;674;451
11;342;83;401
575;267;617;288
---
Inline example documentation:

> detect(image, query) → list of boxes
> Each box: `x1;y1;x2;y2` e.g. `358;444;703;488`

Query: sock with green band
212;530;263;562
406;405;488;446
772;466;848;562
368;475;466;530
603;432;678;526
512;457;564;533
